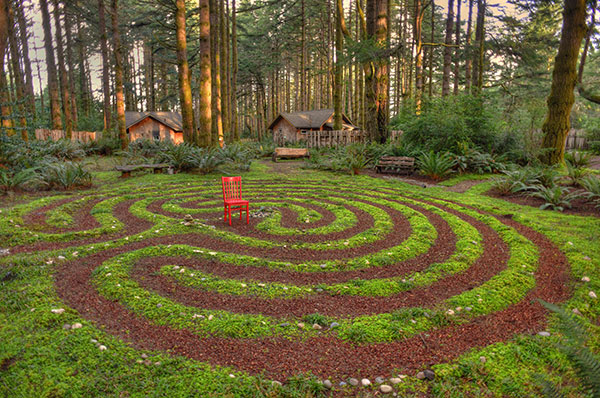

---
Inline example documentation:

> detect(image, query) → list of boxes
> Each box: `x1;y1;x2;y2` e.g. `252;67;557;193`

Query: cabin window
152;125;160;140
300;130;307;135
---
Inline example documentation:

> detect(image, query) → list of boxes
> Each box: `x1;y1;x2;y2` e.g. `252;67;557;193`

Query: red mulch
488;190;600;218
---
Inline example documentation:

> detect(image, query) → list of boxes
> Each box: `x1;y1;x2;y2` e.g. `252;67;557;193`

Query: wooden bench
272;147;310;162
375;156;415;175
115;163;172;178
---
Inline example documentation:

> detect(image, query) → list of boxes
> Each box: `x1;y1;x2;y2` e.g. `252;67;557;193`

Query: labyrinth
1;168;599;395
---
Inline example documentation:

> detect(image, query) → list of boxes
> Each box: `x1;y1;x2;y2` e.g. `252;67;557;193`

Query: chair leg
239;207;242;221
224;206;227;223
228;206;232;226
246;204;249;224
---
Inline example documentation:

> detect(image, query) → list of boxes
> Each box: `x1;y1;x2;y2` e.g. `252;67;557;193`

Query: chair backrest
222;176;243;201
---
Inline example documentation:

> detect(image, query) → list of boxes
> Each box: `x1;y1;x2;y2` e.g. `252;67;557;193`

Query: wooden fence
565;129;588;150
304;130;403;148
35;129;100;143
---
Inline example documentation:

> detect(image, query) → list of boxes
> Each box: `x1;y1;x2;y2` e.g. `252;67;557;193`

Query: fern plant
580;175;600;208
564;151;591;168
564;161;589;186
528;185;581;211
537;301;600;398
416;151;456;181
40;162;92;190
0;168;41;192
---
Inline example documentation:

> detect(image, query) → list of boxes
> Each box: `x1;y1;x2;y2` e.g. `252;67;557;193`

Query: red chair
221;176;249;225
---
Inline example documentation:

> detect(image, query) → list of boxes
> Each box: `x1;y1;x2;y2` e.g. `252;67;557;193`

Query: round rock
348;378;359;386
389;378;402;385
375;376;385;384
538;331;551;337
380;384;393;393
361;378;371;387
323;380;333;389
423;369;435;381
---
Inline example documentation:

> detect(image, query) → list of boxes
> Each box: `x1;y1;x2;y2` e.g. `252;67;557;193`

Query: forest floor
1;161;598;397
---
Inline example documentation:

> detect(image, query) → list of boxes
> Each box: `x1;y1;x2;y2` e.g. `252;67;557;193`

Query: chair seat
224;199;249;205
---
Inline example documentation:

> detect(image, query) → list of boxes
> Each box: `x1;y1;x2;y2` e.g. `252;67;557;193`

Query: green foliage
564;151;591;168
391;95;510;153
39;162;93;190
491;168;543;195
528;185;581;211
416;151;456;181
565;161;590;186
537;301;600;398
0;168;40;193
580;176;600;208
453;143;508;174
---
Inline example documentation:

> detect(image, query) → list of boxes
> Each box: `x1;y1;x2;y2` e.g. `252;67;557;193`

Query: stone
389;378;402;385
98;345;107;351
361;378;371;386
330;322;340;329
0;248;9;256
348;378;359;386
319;264;327;269
71;323;82;329
51;308;65;314
229;374;236;378
446;309;455;316
297;322;305;329
416;372;426;380
339;381;347;387
572;308;582;316
375;377;385;384
423;370;435;381
156;303;162;308
57;256;66;260
465;307;472;312
538;331;551;337
312;323;322;330
141;353;148;359
90;339;97;344
582;276;591;282
479;356;486;363
63;324;71;330
589;291;597;299
323;380;333;389
272;381;282;387
380;385;393;393
278;323;290;327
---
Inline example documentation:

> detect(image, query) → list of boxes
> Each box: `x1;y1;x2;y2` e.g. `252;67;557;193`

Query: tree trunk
98;0;111;132
16;1;36;120
76;12;91;116
414;0;424;114
175;0;196;144
300;0;306;110
7;4;28;139
219;0;228;136
453;0;461;94
40;0;62;130
209;0;223;147
231;0;238;141
110;0;127;149
52;0;72;139
198;0;212;147
334;0;344;130
63;5;78;130
365;0;389;143
427;0;434;97
471;0;485;94
442;0;455;96
540;0;587;165
464;0;473;92
0;0;12;133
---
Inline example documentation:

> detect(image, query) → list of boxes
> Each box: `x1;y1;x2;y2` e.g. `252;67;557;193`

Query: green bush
580;175;600;208
528;185;581;212
40;161;92;190
416;151;456;181
391;95;508;153
0;168;41;193
564;151;591;168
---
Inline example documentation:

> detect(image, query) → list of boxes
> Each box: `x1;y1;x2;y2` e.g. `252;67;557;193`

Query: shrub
157;143;199;171
565;161;590;186
189;148;224;174
0;168;40;193
416;151;456;181
564;151;591;168
528;185;581;211
580;175;600;208
40;162;92;190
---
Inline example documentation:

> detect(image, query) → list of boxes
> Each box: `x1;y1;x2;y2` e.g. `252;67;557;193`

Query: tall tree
110;0;127;149
175;0;196;144
209;0;223;147
198;0;212;146
464;0;474;92
442;0;455;96
16;1;36;119
471;0;485;94
52;0;72;139
365;0;389;142
231;0;239;140
40;0;62;130
334;0;345;130
63;5;78;129
414;0;426;114
7;4;28;138
0;0;14;133
453;0;461;94
98;0;111;132
540;0;587;165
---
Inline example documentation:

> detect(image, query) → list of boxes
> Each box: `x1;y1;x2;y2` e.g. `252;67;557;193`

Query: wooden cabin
268;109;357;145
125;111;184;144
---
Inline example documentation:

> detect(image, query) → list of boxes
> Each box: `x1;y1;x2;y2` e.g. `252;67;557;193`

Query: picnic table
272;147;310;162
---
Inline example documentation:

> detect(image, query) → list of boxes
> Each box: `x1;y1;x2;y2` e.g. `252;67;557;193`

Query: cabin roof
268;109;356;130
125;111;183;132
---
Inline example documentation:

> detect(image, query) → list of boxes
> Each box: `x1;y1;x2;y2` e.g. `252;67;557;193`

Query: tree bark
98;0;111;132
365;0;389;143
453;0;461;94
76;11;90;116
7;4;28;138
175;0;196;144
442;0;455;96
231;0;239;141
110;0;127;149
16;1;36;120
63;5;78;130
209;0;223;147
219;0;228;136
464;0;473;92
334;0;344;130
471;0;485;94
52;0;72;139
427;0;434;97
414;0;425;114
40;0;62;130
0;0;12;133
540;0;587;165
198;0;212;146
